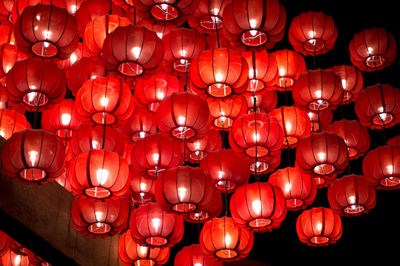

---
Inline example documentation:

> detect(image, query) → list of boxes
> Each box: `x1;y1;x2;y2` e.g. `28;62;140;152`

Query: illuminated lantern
289;11;337;56
134;72;182;112
243;90;278;113
200;149;250;193
188;0;229;34
0;24;14;45
119;108;157;142
0;230;10;256
306;109;333;132
269;167;316;211
69;149;130;198
292;69;343;111
1;129;65;184
6;58;66;111
363;145;400;189
184;189;222;224
186;129;222;162
1;250;30;266
296;207;342;247
327;65;364;104
119;230;170;266
0;44;25;86
0;109;31;140
56;42;83;71
355;84;400;129
205;32;231;49
229;112;284;159
0;0;13;24
130;133;183;177
175;244;222;266
163;28;207;74
129;168;156;204
65;0;85;14
156;92;211;140
14;4;79;59
75;76;135;125
295;131;349;187
41;99;82;139
200;216;254;261
270;106;311;148
137;19;178;40
189;48;248;99
207;96;247;129
83;15;131;56
11;0;68;23
247;149;281;175
129;202;184;247
328;175;376;217
0;86;7;108
71;195;129;238
349;27;397;72
102;25;164;77
221;0;286;48
326;120;370;160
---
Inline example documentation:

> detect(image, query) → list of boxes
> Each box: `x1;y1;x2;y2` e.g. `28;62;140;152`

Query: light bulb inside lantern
348;195;356;204
14;255;21;265
178;187;187;201
215;72;223;82
96;169;109;185
28;150;39;166
225;233;232;246
61;113;72;126
177;116;186;125
285;183;292;194
252;199;262;215
139;245;148;256
249;19;257;28
95;211;103;221
131;47;141;58
317;152;326;161
316;222;323;232
151;218;161;231
100;97;109;107
70;53;78;64
285;121;292;132
140;182;147;191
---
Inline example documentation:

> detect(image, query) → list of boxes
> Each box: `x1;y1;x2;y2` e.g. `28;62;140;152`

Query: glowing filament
131;47;141;58
252;199;262;215
151;218;161;231
95;211;103;221
178;187;188;201
29;150;39;166
100;97;109;107
61;113;71;126
139;245;148;256
225;233;232;246
177;116;186;125
317;152;326;161
152;153;160;163
96;169;109;185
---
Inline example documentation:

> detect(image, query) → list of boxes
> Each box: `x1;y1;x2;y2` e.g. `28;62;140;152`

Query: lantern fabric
0;0;13;24
1;250;30;266
207;96;247;129
137;19;178;40
327;65;364;104
184;188;222;224
387;135;400;146
56;41;83;71
69;149;130;198
247;149;281;175
326;120;370;160
244;90;278;113
119;230;170;266
355;84;400;129
185;129;222;162
129;202;184;247
156;92;211;140
306;109;333;132
230;182;287;232
200;216;254;261
289;11;338;56
0;109;31;140
296;207;342;247
174;244;222;266
0;230;10;257
119;108;157;142
363;145;400;189
14;4;79;59
349;27;397;72
292;69;344;111
71;195;129;238
129;168;156;204
11;0;68;23
0;24;14;45
0;44;25;86
188;0;230;34
269;167;317;211
1;129;65;184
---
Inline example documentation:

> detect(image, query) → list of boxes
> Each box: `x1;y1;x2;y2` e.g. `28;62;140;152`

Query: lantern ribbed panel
184;188;222;224
185;129;222;162
0;109;31;140
207;96;247;130
119;108;157;142
129;168;155;204
244;90;278;113
174;244;222;266
327;65;364;104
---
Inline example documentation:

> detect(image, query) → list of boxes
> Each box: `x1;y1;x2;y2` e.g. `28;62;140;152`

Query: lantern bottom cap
215;249;238;259
380;176;400;187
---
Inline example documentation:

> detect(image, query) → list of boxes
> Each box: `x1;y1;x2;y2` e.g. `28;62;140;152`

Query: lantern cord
213;16;221;49
102;115;106;149
133;8;136;25
283;82;290;106
108;0;112;15
312;43;317;70
378;84;387;144
254;107;260;183
224;182;228;216
373;58;380;84
33;93;43;129
197;216;201;241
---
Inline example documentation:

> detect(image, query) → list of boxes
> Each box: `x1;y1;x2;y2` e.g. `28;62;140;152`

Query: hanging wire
213;16;221;49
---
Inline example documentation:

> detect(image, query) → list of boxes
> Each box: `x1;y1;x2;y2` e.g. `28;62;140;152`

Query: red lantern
156;92;211;140
355;84;400;129
349;27;397;72
188;0;229;34
129;168;156;204
0;109;31;140
69;149;130;198
119;230;170;266
65;0;85;14
200;216;254;261
189;48;248;99
11;0;68;23
0;24;14;45
186;129;222;162
0;0;13;24
292;69;343;111
0;230;10;257
200;149;250;193
1;129;65;184
222;0;286;48
102;25;164;77
71;195;129;238
175;244;222;266
119;108;157;142
326;120;370;160
0;44;26;86
230;182;287;232
207;96;247;129
247;149;281;175
306;109;333;132
289;11;338;56
1;250;30;266
129;202;184;247
269;167;316;211
184;188;222;224
243;89;278;113
14;4;79;59
363;145;400;189
270;106;311;148
6;57;66;111
75;76;135;125
296;207;342;247
327;65;364;104
56;42;83;71
387;135;400;146
137;19;178;40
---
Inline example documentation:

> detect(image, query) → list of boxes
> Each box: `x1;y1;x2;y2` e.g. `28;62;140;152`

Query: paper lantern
0;44;26;86
0;24;14;45
327;65;364;104
1;250;30;266
56;42;83;71
184;189;222;224
247;149;281;175
188;0;230;34
306;109;333;132
207;96;247;129
129;168;156;204
243;90;278;113
11;0;68;23
0;0;13;24
185;129;222;162
0;109;31;140
174;244;222;266
119;108;157;142
65;0;85;14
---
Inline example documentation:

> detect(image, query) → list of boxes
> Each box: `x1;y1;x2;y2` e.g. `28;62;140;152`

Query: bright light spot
285;121;292;132
156;90;165;100
100;97;109;107
61;113;71;126
95;211;103;221
279;68;286;76
308;31;315;38
225;233;232;246
0;130;4;138
367;47;373;54
317;152;326;161
91;75;97;80
386;164;393;174
252;200;262;215
178;187;187;201
29;150;39;166
152;153;160;163
139;131;146;138
177;116;186;125
140;182;147;191
43;30;52;39
249;68;254;78
14;255;21;265
70;53;78;64
341;79;347;89
285;183;291;194
131;47;141;58
180;49;187;57
96;169;109;185
161;3;168;10
30;85;37;90
379;113;388;120
314;90;322;98
253;133;260;142
348;195;356;204
151;218;161;231
156;32;163;39
92;140;99;149
218;171;224;178
215;72;223;82
139;245;148;256
316;222;322;231
70;4;77;14
378;106;384;113
194;141;201;150
212;8;220;15
36;14;41;21
5;65;12;73
249;19;257;28
194;263;203;266
249;30;258;36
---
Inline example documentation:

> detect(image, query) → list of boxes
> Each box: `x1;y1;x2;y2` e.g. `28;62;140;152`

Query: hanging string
213;16;221;49
377;84;387;145
253;92;260;183
317;104;322;133
312;42;317;70
33;93;43;129
197;216;201;242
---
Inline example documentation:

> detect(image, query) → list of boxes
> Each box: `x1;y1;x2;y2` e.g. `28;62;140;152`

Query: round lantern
222;0;286;48
289;11;338;56
0;230;10;257
230;182;287;232
6;57;66;111
156;92;211;140
129;202;184;247
363;145;400;189
355;84;400;129
326;120;370;160
65;0;85;14
184;189;222;224
0;44;25;86
189;48;248;99
69;149;130;198
0;24;14;45
296;207;342;247
129;168;156;204
292;69;344;111
75;76;135;125
56;42;83;71
328;175;376;216
137;19;178;40
247;149;281;175
119;230;170;266
1;129;65;184
14;4;79;59
186;129;222;162
188;0;230;34
1;250;30;266
327;65;364;104
200;149;250;193
119;108;157;142
11;0;68;23
207;96;247;129
269;167;317;211
175;244;222;266
349;27;397;72
306;109;333;132
244;90;278;113
71;195;129;238
0;0;13;24
102;25;164;77
270;106;311;148
200;216;254;261
0;109;31;140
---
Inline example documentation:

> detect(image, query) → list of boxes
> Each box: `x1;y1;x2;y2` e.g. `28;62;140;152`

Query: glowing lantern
1;250;30;266
327;65;364;104
0;44;26;86
56;42;83;71
119;108;157;142
0;0;13;24
306;109;333;132
137;19;178;40
243;90;278;113
0;109;31;140
174;244;222;266
129;168;156;204
188;0;230;34
207;96;247;129
184;189;222;224
0;24;14;45
247;149;281;175
185;129;222;162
